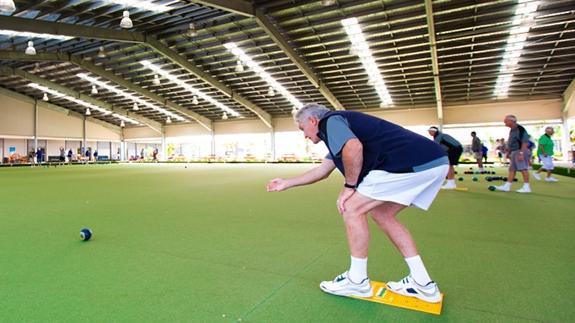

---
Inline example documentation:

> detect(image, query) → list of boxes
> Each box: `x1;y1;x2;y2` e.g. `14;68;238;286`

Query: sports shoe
319;271;373;297
532;172;541;180
516;186;531;193
441;182;456;190
545;177;558;182
386;275;441;303
494;184;510;192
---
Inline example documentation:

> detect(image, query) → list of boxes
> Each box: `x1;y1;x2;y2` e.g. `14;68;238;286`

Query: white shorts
539;155;554;170
356;165;449;211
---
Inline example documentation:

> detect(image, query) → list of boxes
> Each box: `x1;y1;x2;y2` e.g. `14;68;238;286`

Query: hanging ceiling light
0;0;16;14
153;74;160;86
91;85;98;95
33;62;40;73
322;0;336;6
235;60;244;73
120;120;125;127
85;108;91;115
120;10;133;29
166;116;172;124
42;92;49;101
267;86;275;97
187;23;198;37
192;95;198;105
25;41;36;55
222;112;228;120
132;102;139;110
97;46;106;58
291;106;298;115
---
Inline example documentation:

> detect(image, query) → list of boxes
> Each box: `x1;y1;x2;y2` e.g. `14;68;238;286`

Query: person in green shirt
533;127;558;182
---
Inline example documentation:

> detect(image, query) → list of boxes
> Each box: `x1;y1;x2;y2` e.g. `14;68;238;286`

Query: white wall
0;92;121;141
123;126;161;140
444;99;562;124
0;92;34;137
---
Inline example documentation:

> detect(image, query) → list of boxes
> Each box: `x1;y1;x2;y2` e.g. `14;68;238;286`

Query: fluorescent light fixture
224;42;303;109
112;113;138;125
140;60;241;117
120;10;133;28
494;0;539;98
28;83;122;119
341;17;392;107
0;0;16;13
25;41;36;55
0;30;72;41
101;0;172;13
322;0;336;6
112;113;140;126
91;85;98;95
77;73;185;121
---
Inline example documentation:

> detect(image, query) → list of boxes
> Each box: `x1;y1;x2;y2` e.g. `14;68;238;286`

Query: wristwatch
344;183;357;189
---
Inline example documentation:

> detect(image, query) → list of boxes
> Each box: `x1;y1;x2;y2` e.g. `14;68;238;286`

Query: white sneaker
532;172;541;181
319;271;373;297
441;182;456;190
516;186;531;193
386;275;441;303
545;177;558;182
495;184;510;192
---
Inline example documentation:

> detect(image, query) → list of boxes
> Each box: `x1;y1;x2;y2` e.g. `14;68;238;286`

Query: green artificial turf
0;163;573;322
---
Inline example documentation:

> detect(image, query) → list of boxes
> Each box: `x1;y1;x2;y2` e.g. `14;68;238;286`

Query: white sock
447;179;455;185
348;256;368;283
405;255;432;286
523;183;530;189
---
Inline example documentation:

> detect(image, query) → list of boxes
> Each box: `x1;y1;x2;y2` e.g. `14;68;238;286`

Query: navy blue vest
318;111;447;184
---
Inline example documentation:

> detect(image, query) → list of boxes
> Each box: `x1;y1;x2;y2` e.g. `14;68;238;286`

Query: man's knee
342;205;366;222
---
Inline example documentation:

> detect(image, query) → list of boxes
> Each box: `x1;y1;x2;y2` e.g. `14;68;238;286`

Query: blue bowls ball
80;228;92;241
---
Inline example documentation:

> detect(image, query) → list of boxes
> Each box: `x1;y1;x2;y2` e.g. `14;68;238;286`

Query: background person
532;126;558;182
494;115;531;193
428;127;463;190
471;131;484;171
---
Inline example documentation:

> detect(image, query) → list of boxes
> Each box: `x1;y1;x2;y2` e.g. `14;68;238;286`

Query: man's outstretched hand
267;178;289;192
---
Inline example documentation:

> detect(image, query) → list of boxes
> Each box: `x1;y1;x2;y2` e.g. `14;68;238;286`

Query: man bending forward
267;103;448;303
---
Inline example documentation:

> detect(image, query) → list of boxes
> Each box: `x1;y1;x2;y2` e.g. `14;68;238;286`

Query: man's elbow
345;139;363;155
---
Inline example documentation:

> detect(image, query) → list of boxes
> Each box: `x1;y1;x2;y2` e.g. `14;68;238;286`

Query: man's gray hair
293;103;331;123
505;114;517;122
